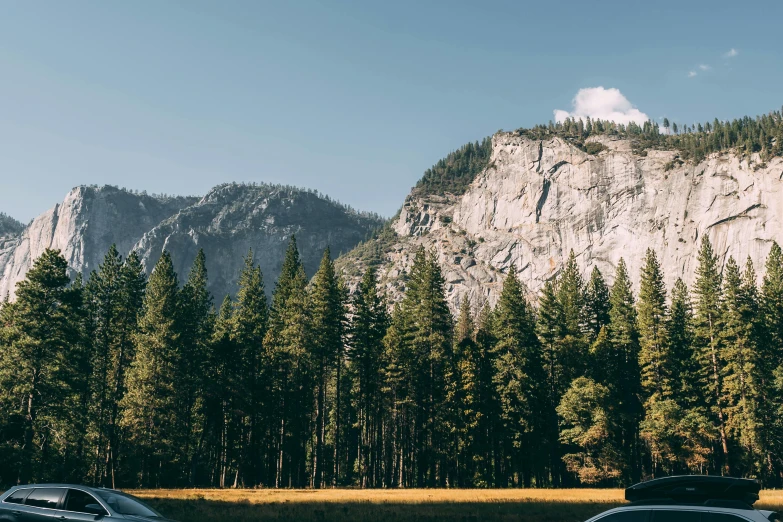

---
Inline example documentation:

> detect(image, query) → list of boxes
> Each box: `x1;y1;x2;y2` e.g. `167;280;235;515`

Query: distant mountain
0;212;24;238
131;183;385;300
0;183;384;301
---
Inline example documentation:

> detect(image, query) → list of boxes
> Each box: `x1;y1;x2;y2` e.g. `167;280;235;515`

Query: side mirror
84;503;107;516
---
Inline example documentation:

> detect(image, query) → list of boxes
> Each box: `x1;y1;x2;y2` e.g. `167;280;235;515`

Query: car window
704;514;751;522
64;489;106;515
24;488;63;509
3;489;32;504
651;510;702;521
598;510;651;521
94;490;160;517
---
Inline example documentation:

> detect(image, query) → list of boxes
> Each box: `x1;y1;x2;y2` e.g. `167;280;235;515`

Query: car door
56;489;109;522
19;489;65;522
0;488;35;522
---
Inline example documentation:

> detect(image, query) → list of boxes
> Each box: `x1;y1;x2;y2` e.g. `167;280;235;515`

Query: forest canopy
3;236;783;489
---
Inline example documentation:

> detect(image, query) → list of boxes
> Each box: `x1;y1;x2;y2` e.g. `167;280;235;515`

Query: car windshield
94;490;160;517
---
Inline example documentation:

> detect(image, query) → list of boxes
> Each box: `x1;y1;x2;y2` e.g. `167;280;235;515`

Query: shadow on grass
143;497;624;522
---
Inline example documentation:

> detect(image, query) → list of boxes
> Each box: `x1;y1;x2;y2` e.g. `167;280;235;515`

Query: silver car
0;484;177;521
587;475;779;522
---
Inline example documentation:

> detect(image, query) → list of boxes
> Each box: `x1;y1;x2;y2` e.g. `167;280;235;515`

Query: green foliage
396;248;454;486
413;138;493;198
309;247;347;488
492;268;544;486
638;249;670;402
0;212;24;236
0;249;85;484
349;267;388;487
557;377;623;485
584;142;607;155
264;236;312;487
584;267;610;342
691;236;730;473
120;251;185;487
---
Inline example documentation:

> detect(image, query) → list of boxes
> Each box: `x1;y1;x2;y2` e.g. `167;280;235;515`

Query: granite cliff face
338;132;783;310
0;186;196;299
0;184;383;301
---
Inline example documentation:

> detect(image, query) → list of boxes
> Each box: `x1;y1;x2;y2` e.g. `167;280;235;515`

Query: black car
0;484;177;521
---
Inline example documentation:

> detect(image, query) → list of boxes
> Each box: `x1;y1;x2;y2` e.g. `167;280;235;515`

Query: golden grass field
127;488;783;522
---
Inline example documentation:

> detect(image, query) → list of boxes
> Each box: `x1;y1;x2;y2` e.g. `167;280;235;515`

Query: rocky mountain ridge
4;130;783;310
0;184;384;301
336;132;783;310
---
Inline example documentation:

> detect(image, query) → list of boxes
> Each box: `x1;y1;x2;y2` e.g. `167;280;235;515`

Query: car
0;483;178;521
585;475;780;522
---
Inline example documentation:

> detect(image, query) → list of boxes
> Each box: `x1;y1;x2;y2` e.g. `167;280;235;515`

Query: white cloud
553;87;649;126
698;64;710;71
688;71;698;78
724;48;738;58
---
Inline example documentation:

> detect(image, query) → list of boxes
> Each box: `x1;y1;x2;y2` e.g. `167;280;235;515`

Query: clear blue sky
1;0;781;222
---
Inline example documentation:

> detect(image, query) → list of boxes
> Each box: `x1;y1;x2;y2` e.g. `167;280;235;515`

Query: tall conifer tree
492;267;543;486
692;236;730;473
349;267;388;487
179;249;215;485
120;251;184;487
607;259;641;482
264;236;311;487
231;249;268;486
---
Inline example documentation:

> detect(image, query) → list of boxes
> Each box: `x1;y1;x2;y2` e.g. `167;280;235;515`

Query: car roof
6;484;99;491
589;504;768;521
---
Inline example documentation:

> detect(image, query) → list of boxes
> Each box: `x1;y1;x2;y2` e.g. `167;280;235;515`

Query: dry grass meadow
126;488;783;522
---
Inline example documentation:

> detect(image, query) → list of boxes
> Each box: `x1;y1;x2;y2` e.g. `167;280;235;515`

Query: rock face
132;183;384;300
0;184;383;301
338;133;783;310
0;186;198;299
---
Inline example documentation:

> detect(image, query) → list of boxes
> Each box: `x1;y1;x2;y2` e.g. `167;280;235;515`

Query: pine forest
3;236;783;490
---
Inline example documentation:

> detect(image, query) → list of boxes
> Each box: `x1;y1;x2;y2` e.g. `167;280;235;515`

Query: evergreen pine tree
84;245;124;485
584;267;610;342
473;300;499;486
179;249;215;485
397;248;453;486
762;242;783;480
721;256;761;474
536;278;566;486
308;247;346;487
0;250;85;484
119;251;184;487
492;267;544;486
231;249;268;486
606;258;641;482
692;236;730;473
349;267;388;487
637;248;671;402
451;295;477;486
206;296;237;487
264;236;311;487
